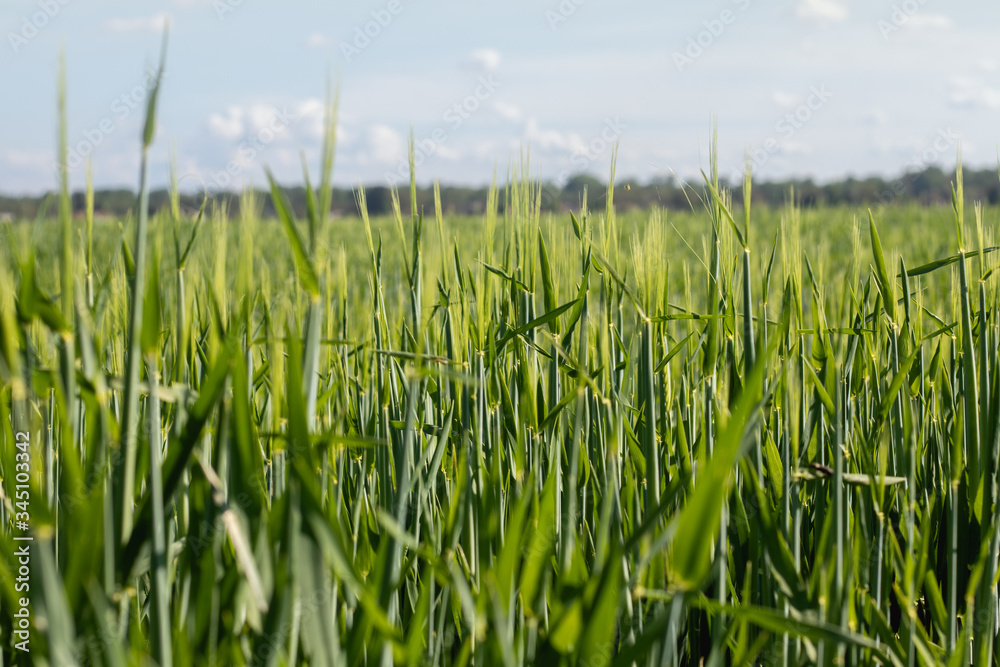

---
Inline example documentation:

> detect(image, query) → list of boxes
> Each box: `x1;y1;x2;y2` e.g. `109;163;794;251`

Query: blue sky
2;0;999;195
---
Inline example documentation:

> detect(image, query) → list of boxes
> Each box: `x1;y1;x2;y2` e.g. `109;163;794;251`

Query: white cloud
520;118;586;153
473;141;499;158
772;91;800;108
494;101;523;122
367;124;405;164
5;149;52;170
246;105;288;134
289;98;326;139
795;0;848;24
979;90;1000;109
949;75;1000;110
105;13;170;33
470;48;502;71
779;141;811;155
866;107;890;126
305;33;328;48
206;101;328;145
903;13;952;30
207;106;245;140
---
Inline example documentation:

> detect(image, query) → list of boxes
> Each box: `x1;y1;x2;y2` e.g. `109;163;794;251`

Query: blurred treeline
2;165;997;220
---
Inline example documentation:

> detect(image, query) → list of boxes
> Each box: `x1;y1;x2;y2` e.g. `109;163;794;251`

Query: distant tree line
2;166;997;221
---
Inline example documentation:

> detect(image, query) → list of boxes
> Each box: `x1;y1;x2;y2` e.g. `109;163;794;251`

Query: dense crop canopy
3;46;1000;667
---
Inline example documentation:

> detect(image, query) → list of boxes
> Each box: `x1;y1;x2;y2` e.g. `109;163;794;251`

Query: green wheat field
4;45;1000;667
